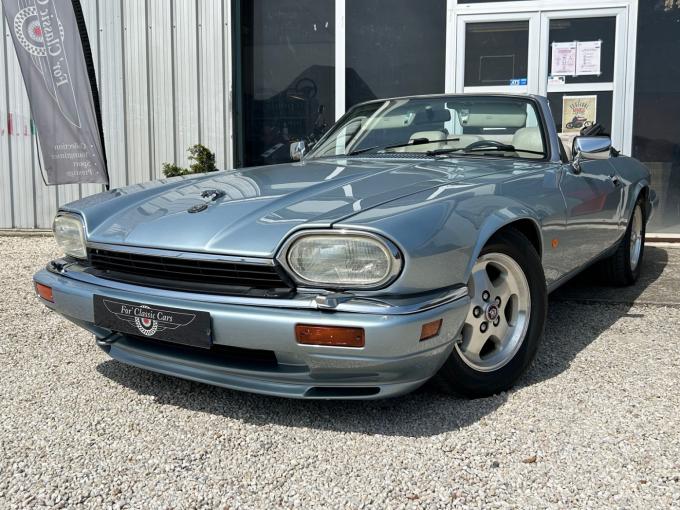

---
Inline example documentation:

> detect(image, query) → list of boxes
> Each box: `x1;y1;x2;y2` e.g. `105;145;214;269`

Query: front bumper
33;264;469;399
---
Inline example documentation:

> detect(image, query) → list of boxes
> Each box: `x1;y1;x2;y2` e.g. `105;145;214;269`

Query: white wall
0;0;233;228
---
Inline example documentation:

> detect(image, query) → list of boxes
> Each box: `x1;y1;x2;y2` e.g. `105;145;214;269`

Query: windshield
306;96;547;160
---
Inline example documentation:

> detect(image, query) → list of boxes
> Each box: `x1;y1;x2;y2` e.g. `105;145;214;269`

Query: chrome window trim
47;259;464;316
276;229;404;290
86;242;276;267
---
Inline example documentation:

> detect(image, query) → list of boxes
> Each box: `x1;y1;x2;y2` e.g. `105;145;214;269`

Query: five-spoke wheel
456;253;531;372
435;228;547;398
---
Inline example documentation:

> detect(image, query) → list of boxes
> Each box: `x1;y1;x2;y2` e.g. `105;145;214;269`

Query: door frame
445;0;638;155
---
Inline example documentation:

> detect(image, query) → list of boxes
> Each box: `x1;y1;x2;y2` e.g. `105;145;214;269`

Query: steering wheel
464;140;507;151
294;78;318;100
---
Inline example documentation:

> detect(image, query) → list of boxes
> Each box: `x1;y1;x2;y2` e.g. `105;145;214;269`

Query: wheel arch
464;215;543;282
635;184;650;220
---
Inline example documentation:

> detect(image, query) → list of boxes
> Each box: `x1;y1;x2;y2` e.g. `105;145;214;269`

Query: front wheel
434;229;547;398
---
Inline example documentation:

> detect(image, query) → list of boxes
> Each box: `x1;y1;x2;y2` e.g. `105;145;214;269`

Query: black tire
599;197;646;286
434;228;547;398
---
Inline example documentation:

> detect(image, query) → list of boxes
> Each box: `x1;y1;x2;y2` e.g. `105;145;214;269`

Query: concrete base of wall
0;230;52;237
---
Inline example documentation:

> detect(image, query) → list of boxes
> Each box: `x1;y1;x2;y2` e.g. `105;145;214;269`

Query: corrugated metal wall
0;0;233;228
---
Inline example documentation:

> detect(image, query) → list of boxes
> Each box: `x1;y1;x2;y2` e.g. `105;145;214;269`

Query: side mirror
571;136;612;173
290;141;306;161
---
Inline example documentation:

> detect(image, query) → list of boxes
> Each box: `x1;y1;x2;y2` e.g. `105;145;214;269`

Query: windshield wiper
345;138;546;158
348;137;467;155
347;145;380;156
467;143;546;156
427;144;546;157
345;139;440;156
382;137;461;152
426;147;466;156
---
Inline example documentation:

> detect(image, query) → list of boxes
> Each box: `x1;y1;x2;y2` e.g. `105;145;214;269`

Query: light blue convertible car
34;94;656;399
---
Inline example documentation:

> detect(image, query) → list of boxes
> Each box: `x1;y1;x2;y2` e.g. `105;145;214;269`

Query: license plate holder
93;295;212;349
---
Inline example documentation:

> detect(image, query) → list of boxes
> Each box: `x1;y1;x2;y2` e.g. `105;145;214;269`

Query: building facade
1;0;679;233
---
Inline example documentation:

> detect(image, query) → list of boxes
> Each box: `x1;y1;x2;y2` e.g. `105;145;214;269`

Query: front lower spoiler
34;267;469;399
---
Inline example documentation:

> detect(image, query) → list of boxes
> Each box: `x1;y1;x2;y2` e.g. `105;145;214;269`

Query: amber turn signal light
420;319;443;341
35;283;54;302
295;324;365;348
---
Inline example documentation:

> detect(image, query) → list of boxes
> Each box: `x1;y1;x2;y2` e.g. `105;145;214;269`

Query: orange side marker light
295;325;365;348
35;283;54;302
420;319;443;342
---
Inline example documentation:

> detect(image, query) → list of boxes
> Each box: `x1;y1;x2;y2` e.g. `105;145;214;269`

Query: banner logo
12;1;81;128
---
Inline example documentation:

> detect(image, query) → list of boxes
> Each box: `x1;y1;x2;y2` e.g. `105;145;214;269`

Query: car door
558;158;624;268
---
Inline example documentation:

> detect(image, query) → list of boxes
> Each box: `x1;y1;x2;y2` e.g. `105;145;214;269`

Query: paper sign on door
576;41;602;76
551;42;577;76
551;40;603;77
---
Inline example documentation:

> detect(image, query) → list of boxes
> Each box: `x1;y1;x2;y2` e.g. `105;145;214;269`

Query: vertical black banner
2;0;109;185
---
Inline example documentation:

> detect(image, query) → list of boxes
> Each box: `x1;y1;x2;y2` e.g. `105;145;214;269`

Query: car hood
66;157;543;257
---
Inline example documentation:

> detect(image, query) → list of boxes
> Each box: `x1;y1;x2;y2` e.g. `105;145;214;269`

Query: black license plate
93;296;212;349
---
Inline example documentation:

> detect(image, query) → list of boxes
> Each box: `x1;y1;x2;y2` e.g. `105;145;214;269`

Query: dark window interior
633;2;680;232
235;0;335;167
464;21;529;87
345;0;446;108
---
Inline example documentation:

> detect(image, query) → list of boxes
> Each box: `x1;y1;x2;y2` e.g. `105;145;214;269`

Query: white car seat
511;127;544;158
394;131;484;153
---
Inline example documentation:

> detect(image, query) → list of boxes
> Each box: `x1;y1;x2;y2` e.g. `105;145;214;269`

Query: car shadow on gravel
96;247;668;438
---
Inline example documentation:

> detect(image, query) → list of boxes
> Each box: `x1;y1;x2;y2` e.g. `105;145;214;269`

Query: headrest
512;127;544;154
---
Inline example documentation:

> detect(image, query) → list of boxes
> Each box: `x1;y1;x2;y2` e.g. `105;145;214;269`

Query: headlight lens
285;233;401;288
53;214;87;259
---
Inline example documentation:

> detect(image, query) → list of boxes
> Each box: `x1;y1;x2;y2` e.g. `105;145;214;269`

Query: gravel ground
1;235;679;509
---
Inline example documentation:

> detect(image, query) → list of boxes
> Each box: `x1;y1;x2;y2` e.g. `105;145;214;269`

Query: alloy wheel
456;253;531;372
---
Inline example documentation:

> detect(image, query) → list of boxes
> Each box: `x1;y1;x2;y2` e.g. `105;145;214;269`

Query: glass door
454;6;631;154
538;8;629;153
455;12;540;94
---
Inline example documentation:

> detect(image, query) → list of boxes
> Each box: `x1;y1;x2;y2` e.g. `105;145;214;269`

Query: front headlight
53;214;87;259
283;231;402;288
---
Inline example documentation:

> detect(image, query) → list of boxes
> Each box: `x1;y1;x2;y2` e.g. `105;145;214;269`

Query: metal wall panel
123;0;152;183
173;0;199;168
99;0;128;189
0;8;13;227
148;0;175;179
80;0;107;199
6;18;35;228
198;0;226;169
0;0;232;228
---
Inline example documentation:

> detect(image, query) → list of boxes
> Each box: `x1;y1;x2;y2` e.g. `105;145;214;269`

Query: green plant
162;163;189;177
188;144;217;174
162;144;217;178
